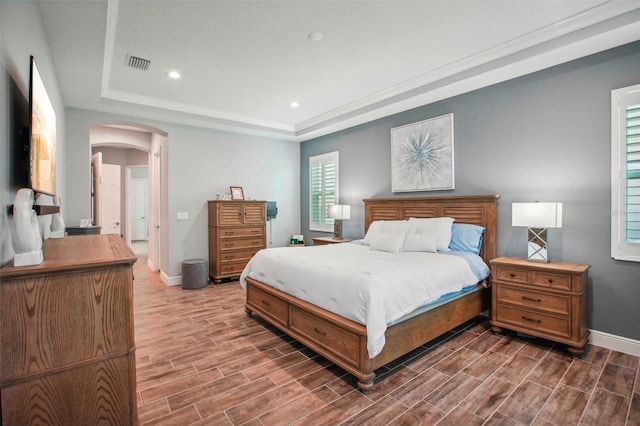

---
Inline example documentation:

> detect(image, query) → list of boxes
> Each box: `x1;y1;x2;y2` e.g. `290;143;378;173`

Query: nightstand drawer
495;266;528;284
496;287;570;316
496;305;570;339
532;272;571;291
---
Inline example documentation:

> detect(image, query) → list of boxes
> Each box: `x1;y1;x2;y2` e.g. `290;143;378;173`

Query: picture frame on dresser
230;186;244;200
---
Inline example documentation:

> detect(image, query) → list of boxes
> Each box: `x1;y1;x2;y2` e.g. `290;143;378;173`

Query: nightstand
313;237;353;246
489;257;590;357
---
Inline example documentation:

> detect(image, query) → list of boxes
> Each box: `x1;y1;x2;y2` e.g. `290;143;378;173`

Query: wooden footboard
245;194;499;391
245;276;490;391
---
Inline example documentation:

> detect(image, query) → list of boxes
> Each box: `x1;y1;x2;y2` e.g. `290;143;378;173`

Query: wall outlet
177;212;189;220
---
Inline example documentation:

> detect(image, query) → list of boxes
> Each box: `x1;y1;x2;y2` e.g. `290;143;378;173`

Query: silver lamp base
527;227;549;262
333;219;344;240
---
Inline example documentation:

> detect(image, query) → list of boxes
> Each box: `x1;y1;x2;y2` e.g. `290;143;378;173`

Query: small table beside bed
241;195;499;392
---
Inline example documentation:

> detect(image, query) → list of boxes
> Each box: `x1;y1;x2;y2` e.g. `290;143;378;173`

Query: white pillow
407;217;455;251
369;232;406;253
403;232;438;252
364;220;409;245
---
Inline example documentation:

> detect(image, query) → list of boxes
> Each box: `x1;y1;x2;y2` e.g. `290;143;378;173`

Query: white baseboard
146;259;158;271
161;271;182;286
590;329;640;357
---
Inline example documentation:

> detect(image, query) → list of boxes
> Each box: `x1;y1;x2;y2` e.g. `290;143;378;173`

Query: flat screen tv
28;55;56;196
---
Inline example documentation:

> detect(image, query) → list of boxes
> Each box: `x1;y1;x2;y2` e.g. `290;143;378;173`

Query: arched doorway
90;123;168;273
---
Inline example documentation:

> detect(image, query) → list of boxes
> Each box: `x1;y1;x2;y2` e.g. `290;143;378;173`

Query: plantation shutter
611;84;640;262
627;104;640;242
309;152;339;232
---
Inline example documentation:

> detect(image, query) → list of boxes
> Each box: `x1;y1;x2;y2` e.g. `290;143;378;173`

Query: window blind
627;104;640;242
309;152;338;232
611;84;640;262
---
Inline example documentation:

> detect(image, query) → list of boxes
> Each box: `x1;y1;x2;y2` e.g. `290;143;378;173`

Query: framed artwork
391;114;454;192
230;186;244;200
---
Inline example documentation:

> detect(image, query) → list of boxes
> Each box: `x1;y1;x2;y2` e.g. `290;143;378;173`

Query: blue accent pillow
448;223;485;255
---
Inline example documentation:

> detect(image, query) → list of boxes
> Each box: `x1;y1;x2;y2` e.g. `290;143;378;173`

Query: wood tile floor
133;258;640;425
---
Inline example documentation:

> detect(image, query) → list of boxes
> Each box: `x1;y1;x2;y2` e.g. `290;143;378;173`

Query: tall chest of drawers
489;257;590;356
208;200;266;283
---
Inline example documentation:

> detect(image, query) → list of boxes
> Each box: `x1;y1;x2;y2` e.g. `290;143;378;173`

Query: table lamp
512;202;562;262
328;205;351;240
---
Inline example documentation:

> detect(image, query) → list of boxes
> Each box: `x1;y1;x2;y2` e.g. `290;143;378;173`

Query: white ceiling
37;0;640;142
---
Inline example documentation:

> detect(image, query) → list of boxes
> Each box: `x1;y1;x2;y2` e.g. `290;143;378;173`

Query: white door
92;153;102;226
100;164;121;235
130;177;148;241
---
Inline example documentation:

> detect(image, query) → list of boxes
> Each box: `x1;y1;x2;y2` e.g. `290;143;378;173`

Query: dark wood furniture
208;200;266;283
0;234;138;424
245;195;499;391
489;257;590;356
312;237;353;245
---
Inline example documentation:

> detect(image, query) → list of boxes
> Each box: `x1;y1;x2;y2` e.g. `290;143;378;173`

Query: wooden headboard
363;195;500;265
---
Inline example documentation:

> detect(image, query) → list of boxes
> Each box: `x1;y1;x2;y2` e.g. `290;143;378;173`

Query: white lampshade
328;205;351;220
512;202;562;228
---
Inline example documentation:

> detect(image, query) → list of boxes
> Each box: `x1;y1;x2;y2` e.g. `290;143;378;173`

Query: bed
242;195;499;391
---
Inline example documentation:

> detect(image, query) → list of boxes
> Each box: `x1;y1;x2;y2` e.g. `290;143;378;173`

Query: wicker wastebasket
181;258;208;289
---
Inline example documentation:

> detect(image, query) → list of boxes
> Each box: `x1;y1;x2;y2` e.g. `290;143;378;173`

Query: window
309;151;338;232
611;83;640;262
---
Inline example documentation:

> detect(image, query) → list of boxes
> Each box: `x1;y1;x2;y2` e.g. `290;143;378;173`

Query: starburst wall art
391;114;454;192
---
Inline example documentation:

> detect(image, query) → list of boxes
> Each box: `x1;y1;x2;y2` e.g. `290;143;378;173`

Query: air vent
126;55;151;71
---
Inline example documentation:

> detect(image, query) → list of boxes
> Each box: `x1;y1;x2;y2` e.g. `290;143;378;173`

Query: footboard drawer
247;285;288;327
290;306;360;368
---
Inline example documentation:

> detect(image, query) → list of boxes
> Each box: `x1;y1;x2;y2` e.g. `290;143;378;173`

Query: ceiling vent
126;55;151;71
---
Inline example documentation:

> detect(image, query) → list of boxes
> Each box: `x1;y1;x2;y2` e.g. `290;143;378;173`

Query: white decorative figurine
50;196;65;239
12;188;43;266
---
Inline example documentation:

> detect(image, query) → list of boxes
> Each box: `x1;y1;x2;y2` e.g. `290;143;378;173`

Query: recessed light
290;101;300;108
308;32;323;42
167;70;181;79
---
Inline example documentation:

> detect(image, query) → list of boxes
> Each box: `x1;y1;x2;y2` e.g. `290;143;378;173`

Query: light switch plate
177;212;189;220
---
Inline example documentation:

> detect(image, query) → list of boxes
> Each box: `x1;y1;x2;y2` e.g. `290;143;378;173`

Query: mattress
240;242;489;358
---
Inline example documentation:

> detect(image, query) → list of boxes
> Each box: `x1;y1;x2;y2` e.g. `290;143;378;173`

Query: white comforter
239;243;481;358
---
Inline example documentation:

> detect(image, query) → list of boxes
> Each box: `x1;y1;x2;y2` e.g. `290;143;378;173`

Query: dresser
208;200;266;283
0;234;138;424
489;257;590;356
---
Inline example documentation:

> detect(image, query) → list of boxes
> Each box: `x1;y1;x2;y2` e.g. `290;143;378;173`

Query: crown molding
101;0;640;143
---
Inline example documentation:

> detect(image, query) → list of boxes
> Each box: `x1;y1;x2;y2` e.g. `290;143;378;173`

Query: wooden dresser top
1;234;136;279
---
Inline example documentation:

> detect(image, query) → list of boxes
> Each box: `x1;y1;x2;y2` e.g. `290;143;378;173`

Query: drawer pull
314;327;327;337
548;279;554;284
251;230;259;234
510;273;516;278
261;300;271;307
522;316;541;324
522;296;542;303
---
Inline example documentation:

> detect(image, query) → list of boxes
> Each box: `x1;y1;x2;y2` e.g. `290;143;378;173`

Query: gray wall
66;108;301;278
1;1;67;264
301;41;640;341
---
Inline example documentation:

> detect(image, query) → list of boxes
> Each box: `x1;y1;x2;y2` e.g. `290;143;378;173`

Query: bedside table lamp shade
512;202;562;262
328;205;351;240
